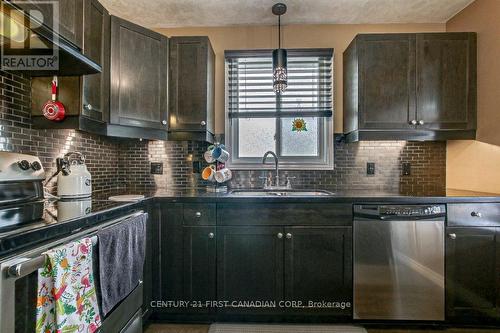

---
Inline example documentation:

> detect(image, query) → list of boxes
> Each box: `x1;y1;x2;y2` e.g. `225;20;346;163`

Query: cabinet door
169;37;214;132
110;16;168;130
446;227;498;322
160;204;184;310
217;226;284;314
358;34;416;129
284;227;352;316
416;33;476;130
18;0;84;49
183;226;216;312
82;0;110;122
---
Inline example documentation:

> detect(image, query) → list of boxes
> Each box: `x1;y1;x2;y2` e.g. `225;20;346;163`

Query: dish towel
97;213;147;316
36;237;101;333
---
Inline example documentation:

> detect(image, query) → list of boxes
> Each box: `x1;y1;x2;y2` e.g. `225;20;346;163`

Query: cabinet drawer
448;203;500;226
183;204;216;225
217;203;352;226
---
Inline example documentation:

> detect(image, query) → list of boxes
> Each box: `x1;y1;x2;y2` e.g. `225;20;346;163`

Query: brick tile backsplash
0;70;446;196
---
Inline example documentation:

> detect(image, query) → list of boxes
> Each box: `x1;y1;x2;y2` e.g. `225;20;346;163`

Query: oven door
0;211;145;332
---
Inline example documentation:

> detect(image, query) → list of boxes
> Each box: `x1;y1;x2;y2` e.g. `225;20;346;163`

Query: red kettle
42;76;66;122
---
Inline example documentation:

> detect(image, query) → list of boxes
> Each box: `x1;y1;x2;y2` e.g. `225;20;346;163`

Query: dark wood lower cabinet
446;227;499;323
284;227;352;317
217;226;284;315
182;226;216;313
159;203;354;320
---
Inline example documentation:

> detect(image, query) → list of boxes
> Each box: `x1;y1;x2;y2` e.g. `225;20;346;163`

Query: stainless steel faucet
262;151;280;188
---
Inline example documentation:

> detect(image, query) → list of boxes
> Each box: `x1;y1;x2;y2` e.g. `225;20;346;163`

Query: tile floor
144;324;500;333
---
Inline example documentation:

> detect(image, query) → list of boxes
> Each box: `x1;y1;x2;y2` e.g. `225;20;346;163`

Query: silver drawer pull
195;212;202;218
286;233;292;239
208;232;215;239
277;233;283;239
448;233;457;240
471;211;482;218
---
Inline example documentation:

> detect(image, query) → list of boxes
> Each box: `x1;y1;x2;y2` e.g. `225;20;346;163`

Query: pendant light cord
278;15;281;49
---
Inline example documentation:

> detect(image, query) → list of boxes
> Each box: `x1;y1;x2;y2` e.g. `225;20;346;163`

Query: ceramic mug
204;145;216;163
201;165;216;181
212;146;230;163
215;167;232;183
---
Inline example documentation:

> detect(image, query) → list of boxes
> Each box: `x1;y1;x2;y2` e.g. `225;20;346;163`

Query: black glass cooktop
43;198;132;223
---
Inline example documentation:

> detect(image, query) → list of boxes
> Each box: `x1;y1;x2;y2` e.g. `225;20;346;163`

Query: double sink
229;189;334;197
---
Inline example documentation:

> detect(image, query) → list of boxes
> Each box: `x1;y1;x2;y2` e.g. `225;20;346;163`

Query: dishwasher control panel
354;204;446;219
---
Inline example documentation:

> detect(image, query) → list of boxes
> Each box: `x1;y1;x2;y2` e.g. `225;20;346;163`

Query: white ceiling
100;0;474;28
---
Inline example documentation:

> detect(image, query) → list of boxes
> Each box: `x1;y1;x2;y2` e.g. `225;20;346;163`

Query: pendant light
272;3;287;94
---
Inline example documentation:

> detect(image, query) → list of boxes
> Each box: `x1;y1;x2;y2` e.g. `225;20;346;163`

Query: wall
155;23;445;133
1;20;450;196
446;0;500;194
0;69;446;195
229;138;446;195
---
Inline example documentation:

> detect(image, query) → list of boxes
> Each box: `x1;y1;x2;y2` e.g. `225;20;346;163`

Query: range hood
0;1;101;76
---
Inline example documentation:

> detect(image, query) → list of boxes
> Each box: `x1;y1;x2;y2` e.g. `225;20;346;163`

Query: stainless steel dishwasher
353;204;445;321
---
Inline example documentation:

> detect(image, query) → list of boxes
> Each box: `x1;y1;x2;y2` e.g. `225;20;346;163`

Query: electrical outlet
150;162;163;175
403;162;411;176
367;162;375;175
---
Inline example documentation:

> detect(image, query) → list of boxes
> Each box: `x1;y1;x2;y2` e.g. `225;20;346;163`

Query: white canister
215;167;232;183
57;164;92;198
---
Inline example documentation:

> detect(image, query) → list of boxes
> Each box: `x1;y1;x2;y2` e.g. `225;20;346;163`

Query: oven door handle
6;210;144;278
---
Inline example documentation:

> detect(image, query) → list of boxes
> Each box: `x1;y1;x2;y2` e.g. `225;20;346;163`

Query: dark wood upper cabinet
16;0;84;49
81;0;110;124
168;36;215;142
30;0;109;135
446;227;499;323
108;16;169;140
357;34;416;130
217;226;284;314
343;32;476;142
416;33;476;130
284;227;352;317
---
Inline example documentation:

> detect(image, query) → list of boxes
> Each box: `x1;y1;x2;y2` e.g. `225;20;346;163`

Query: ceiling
99;0;474;28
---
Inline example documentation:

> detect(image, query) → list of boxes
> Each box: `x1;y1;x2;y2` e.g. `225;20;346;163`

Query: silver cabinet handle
409;120;417;125
471;211;482;218
200;121;206;126
162;120;167;125
286;233;292;239
448;233;457;240
84;104;92;111
208;232;215;239
195;212;202;218
277;233;283;239
418;120;425;125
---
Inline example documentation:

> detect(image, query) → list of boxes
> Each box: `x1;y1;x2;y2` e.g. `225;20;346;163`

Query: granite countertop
1;187;499;259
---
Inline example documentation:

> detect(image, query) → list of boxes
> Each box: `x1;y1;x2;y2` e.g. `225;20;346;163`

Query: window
225;49;334;170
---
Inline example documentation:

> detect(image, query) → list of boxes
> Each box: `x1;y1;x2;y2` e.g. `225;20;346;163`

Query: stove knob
18;160;30;170
31;161;42;171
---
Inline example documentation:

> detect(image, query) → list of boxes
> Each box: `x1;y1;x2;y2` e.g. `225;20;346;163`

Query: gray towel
97;213;147;316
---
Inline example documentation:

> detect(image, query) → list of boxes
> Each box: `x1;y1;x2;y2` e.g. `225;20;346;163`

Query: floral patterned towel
36;237;101;333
